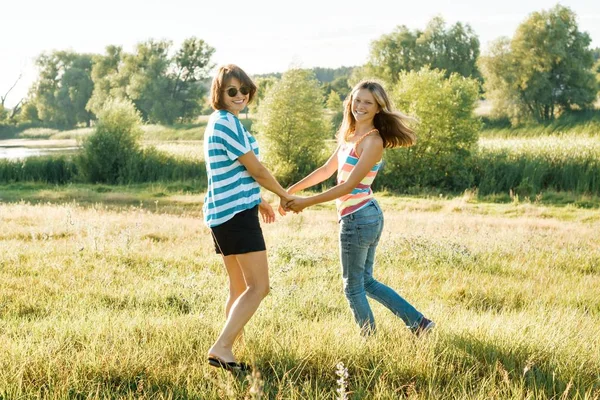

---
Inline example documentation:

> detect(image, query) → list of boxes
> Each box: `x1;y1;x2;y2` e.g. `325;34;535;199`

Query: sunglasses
225;86;250;97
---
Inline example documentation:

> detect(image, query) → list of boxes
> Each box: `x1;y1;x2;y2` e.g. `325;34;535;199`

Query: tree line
2;38;215;129
0;4;599;130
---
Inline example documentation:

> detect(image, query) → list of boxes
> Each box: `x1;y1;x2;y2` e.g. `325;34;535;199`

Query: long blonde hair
337;80;416;148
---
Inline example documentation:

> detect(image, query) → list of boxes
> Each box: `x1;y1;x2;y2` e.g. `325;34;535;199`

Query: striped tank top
336;130;382;219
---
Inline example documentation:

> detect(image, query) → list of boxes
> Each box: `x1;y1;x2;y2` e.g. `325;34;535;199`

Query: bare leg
208;250;270;363
222;255;247;344
223;255;247;317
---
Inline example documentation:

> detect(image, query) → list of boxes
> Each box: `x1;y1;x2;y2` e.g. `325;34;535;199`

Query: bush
376;68;482;193
0;122;17;139
77;98;143;184
254;68;330;186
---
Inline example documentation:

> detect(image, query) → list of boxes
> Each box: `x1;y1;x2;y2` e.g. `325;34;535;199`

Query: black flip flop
207;356;250;372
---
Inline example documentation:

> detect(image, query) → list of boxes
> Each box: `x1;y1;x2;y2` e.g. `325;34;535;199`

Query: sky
1;0;599;108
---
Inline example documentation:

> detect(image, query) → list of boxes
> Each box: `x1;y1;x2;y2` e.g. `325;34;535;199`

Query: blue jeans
339;199;423;335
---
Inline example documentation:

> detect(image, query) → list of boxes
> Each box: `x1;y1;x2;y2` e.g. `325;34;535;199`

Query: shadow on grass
444;332;599;398
0;182;207;216
6;332;598;398
234;332;599;398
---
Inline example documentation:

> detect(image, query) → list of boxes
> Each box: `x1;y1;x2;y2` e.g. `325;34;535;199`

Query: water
0;139;79;160
0;147;79;160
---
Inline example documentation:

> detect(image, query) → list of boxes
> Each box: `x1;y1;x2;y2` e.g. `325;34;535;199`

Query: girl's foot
413;317;435;337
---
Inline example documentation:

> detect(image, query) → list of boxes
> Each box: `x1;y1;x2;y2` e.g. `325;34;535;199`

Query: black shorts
210;205;266;256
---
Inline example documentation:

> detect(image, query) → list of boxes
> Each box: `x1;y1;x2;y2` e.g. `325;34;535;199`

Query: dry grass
0;194;599;399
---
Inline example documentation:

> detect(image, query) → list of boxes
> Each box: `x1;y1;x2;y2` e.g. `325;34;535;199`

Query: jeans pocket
356;219;381;247
355;215;380;226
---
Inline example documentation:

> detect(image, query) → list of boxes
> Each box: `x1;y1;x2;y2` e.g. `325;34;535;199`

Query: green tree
479;5;597;123
594;58;600;89
330;76;351;99
361;26;419;84
123;39;172;123
477;38;523;122
362;16;480;85
326;90;344;138
86;46;130;116
18;102;40;123
58;58;95;126
326;90;342;111
312;67;354;83
88;38;214;124
314;67;353;101
29;51;94;128
254;68;329;185
321;76;351;103
248;76;278;115
378;68;481;191
169;37;215;121
435;20;481;80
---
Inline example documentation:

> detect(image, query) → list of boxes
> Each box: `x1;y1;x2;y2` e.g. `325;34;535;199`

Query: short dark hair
210;64;257;110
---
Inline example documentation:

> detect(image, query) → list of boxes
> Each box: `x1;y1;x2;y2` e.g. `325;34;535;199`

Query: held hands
260;193;308;222
286;197;310;213
278;194;295;216
278;194;310;214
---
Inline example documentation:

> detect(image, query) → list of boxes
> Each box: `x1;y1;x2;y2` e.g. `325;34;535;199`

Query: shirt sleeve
214;117;251;160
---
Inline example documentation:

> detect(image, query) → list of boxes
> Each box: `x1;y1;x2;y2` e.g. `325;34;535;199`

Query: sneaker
414;317;435;337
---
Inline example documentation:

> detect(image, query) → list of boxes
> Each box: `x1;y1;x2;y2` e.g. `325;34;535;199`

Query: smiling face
351;88;379;125
222;78;249;116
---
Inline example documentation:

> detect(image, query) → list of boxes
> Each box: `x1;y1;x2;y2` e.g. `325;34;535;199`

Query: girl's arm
238;150;293;201
288;136;383;212
287;145;340;194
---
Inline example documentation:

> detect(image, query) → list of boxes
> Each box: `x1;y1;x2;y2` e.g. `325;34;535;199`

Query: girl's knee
344;284;365;298
249;284;269;299
259;285;270;299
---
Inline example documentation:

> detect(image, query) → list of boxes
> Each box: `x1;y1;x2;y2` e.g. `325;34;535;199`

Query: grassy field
1;188;599;399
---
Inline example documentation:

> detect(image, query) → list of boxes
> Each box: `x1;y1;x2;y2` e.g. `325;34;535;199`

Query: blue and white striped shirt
203;110;261;227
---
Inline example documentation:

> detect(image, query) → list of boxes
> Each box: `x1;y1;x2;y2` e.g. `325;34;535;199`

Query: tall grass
480;110;600;138
475;137;600;196
0;150;205;185
0;195;598;398
50;127;94;140
146;141;204;161
0;122;46;139
119;148;206;183
140;118;252;141
141;124;207;141
15;127;60;139
0;156;78;183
